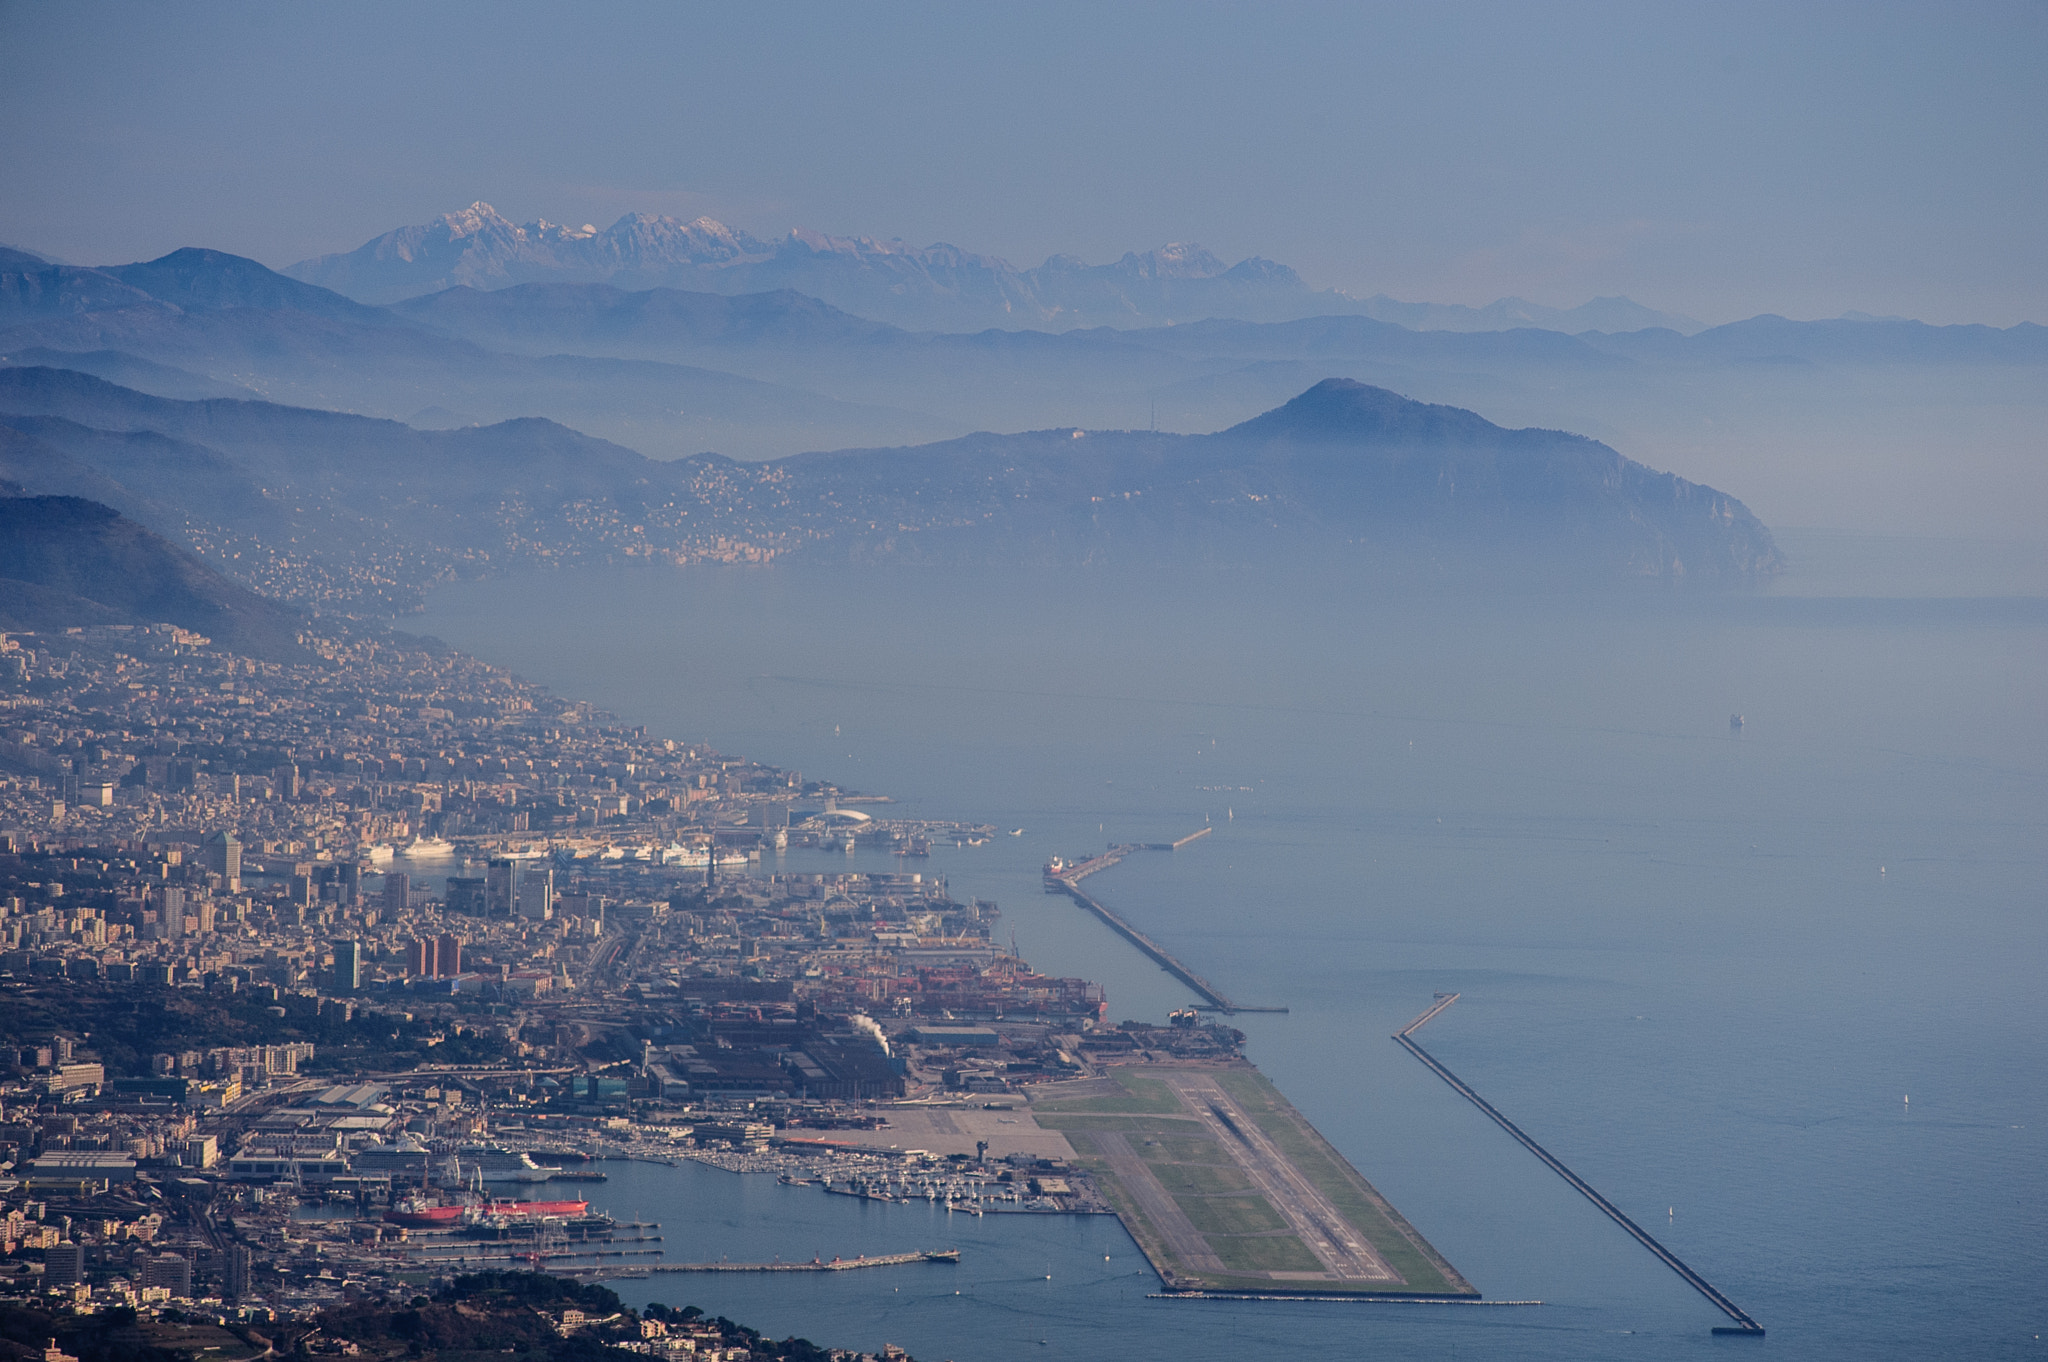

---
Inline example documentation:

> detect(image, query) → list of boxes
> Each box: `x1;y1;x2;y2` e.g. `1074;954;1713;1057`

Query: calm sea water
414;532;2047;1361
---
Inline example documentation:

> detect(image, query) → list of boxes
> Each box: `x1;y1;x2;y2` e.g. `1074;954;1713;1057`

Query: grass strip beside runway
1033;1062;1476;1297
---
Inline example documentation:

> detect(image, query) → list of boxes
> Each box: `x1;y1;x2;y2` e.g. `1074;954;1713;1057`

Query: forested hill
0;367;1779;609
744;379;1782;579
0;494;307;658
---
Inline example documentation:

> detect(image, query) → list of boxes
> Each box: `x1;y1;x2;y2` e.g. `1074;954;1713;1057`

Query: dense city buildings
0;620;1125;1348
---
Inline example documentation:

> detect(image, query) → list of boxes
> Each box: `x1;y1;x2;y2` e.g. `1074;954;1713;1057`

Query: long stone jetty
1394;995;1764;1336
652;1250;960;1273
1045;842;1236;1010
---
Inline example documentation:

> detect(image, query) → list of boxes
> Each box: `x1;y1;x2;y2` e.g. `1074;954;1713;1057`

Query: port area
1029;1063;1477;1298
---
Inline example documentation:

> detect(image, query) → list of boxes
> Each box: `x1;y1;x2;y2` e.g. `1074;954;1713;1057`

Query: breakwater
1394;995;1764;1336
1140;827;1214;851
1050;875;1236;1010
404;1247;663;1266
653;1249;960;1273
1045;832;1285;1014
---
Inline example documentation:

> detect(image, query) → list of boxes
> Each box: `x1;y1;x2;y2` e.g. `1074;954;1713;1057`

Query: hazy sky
2;1;2042;325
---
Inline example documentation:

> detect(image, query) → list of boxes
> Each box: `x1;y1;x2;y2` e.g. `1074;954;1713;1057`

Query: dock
1394;996;1764;1336
1140;827;1215;851
1052;845;1138;884
399;1248;663;1266
652;1250;960;1273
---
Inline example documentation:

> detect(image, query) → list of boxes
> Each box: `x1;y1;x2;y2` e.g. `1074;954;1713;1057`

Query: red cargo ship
385;1194;590;1228
385;1198;466;1229
480;1198;589;1219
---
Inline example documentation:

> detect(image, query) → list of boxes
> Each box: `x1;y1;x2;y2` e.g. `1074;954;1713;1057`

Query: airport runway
1092;1131;1229;1279
1160;1071;1402;1284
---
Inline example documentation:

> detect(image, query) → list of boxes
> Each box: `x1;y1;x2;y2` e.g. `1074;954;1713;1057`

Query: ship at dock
384;1191;591;1230
455;1144;567;1184
352;1139;571;1188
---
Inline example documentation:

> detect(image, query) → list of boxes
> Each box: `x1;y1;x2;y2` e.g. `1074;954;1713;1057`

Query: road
583;932;628;989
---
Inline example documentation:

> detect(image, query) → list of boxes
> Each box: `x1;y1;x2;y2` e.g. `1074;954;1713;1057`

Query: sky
1;0;2043;326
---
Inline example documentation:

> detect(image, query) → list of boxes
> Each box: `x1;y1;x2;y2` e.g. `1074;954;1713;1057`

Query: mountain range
0;365;689;612
3;240;2043;538
0;248;954;459
10;244;2042;467
282;202;1704;334
0;364;1781;624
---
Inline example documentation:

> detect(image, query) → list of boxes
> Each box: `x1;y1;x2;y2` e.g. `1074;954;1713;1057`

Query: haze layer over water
416;533;2047;1361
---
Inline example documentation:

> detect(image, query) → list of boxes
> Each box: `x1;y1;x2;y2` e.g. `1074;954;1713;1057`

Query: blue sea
414;531;2047;1361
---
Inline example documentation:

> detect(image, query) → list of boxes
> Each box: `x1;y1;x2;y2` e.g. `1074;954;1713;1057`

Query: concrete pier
652;1249;960;1273
1050;875;1237;1010
1045;830;1287;1014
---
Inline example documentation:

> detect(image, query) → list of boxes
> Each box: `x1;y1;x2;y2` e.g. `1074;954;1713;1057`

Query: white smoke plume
849;1013;890;1056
